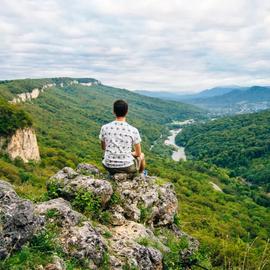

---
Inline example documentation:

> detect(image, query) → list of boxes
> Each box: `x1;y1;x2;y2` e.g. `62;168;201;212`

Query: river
164;128;186;161
164;119;194;161
149;119;194;161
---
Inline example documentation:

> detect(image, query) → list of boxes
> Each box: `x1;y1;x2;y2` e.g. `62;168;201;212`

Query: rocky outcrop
10;83;56;104
0;164;199;269
0;127;40;162
10;79;101;104
47;167;113;206
107;221;165;269
0;181;43;259
112;173;178;226
36;198;107;268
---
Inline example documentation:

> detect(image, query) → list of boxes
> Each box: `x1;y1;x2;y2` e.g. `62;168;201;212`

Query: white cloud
0;0;270;92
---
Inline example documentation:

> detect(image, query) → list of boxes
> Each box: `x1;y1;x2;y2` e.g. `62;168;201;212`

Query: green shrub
138;202;152;224
71;189;102;220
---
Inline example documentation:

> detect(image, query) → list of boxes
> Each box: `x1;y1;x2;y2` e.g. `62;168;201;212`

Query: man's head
113;99;128;117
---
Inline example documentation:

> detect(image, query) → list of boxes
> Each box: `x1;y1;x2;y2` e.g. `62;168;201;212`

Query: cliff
0;127;40;162
0;164;199;270
10;79;102;104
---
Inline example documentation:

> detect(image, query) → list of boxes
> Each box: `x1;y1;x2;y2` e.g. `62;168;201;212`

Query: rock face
1;164;199;269
113;173;178;226
0;128;40;163
0;180;43;259
10;83;56;104
10;79;101;104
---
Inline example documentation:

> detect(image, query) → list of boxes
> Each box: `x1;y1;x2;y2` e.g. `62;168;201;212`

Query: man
99;99;145;175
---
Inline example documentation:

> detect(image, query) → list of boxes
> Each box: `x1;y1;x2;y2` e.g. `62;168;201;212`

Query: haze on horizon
1;0;270;93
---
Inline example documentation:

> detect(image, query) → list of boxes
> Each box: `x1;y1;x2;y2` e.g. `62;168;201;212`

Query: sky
1;0;270;93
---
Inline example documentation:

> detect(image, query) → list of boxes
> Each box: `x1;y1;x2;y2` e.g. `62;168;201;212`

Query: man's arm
101;140;106;151
132;143;141;157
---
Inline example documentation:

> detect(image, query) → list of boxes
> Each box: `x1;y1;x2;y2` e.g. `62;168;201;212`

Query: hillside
0;78;270;269
176;110;270;194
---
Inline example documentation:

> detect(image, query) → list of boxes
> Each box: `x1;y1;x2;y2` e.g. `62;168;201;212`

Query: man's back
99;120;141;168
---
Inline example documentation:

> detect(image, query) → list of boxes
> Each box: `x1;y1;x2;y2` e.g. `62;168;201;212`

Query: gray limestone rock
113;174;178;226
0;180;43;259
76;163;100;175
47;167;113;206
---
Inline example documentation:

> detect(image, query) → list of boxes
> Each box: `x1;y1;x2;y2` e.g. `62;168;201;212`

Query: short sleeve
99;126;104;141
132;128;141;145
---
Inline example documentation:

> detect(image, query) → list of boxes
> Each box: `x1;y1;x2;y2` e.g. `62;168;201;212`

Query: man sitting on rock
99;99;145;175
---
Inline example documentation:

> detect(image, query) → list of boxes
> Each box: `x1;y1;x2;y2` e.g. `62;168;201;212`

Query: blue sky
1;0;270;92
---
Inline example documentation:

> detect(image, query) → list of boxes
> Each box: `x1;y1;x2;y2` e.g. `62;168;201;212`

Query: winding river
164;119;194;161
149;119;194;162
164;128;186;161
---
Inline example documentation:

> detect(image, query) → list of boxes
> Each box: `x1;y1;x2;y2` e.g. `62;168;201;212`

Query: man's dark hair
113;99;128;117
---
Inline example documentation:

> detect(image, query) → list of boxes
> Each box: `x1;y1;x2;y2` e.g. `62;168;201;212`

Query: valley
0;78;270;269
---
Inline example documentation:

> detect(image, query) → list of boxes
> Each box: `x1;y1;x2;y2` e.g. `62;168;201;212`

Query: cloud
0;0;270;92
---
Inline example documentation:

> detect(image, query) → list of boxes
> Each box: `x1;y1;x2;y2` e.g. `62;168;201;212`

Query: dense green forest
0;98;32;136
176;110;270;193
0;78;269;269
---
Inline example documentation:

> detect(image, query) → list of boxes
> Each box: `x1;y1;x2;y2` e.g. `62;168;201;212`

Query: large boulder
36;198;108;268
47;167;113;206
0;180;43;259
107;220;165;270
35;198;84;226
59;222;107;266
112;174;178;226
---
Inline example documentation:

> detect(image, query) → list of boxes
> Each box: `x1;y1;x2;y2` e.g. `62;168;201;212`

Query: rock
108;220;166;269
113;174;178;226
10;83;55;104
133;246;163;270
0;165;198;269
109;205;126;226
113;173;130;182
0;128;40;163
35;198;84;226
0;180;18;203
44;255;66;270
48;167;113;206
59;221;107;266
51;167;78;183
171;224;200;265
0;180;43;259
76;163;100;175
36;198;107;268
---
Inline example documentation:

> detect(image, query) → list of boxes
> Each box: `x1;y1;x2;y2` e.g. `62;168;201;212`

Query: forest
0;98;32;136
176;110;270;194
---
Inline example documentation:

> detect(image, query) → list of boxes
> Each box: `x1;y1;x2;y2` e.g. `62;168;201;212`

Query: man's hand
133;143;141;157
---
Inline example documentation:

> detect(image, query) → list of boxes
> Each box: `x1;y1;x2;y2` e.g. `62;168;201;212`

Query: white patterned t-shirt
99;121;142;168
